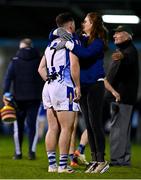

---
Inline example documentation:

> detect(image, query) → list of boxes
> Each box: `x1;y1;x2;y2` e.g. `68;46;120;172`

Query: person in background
38;12;81;173
104;25;139;166
3;38;43;160
69;113;88;167
71;129;88;166
37;102;47;141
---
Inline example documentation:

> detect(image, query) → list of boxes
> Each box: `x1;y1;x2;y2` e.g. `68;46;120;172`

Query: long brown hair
87;12;108;49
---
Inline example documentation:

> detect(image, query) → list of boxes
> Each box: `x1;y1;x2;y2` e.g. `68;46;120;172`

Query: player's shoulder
51;38;61;46
47;38;61;49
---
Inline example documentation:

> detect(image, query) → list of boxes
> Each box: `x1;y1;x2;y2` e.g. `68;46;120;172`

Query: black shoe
28;152;36;160
85;161;98;173
13;154;22;160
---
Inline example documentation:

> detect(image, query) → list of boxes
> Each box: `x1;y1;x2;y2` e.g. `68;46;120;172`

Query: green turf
0;134;141;179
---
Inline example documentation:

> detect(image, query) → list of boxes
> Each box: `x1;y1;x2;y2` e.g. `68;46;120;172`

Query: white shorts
42;80;79;112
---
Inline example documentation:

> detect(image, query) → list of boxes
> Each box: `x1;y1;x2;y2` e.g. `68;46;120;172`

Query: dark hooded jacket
3;47;43;101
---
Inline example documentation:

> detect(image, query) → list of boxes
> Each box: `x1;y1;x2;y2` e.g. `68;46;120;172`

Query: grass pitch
0;134;141;179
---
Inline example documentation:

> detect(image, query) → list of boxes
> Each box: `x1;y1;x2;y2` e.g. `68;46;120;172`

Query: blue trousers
13;100;40;155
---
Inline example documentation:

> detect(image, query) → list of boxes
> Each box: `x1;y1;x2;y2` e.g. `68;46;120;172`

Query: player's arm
69;52;81;102
104;77;120;102
38;55;48;81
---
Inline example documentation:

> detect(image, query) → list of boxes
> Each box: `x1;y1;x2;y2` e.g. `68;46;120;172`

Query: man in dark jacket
3;38;43;160
105;25;139;166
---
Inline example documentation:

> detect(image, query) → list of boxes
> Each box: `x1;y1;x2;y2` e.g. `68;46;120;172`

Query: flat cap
113;25;133;36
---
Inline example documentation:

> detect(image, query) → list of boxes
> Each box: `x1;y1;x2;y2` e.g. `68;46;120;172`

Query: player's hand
73;86;81;103
52;40;75;51
51;40;67;51
53;27;73;41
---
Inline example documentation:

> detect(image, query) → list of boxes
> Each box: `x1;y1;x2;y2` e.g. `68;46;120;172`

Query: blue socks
59;154;68;169
78;144;85;154
47;151;57;167
69;153;74;161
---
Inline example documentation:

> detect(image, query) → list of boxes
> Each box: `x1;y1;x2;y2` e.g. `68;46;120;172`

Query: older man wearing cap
104;25;139;166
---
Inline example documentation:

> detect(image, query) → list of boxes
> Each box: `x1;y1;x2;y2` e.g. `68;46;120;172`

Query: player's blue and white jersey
44;38;74;87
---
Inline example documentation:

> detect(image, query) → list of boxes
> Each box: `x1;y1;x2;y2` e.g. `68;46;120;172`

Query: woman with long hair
65;12;109;173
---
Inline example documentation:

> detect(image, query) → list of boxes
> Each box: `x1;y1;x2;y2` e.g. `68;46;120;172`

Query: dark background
0;0;141;99
0;0;141;40
0;0;141;140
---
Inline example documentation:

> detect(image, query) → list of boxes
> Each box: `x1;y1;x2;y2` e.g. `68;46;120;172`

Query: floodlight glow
102;15;140;24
